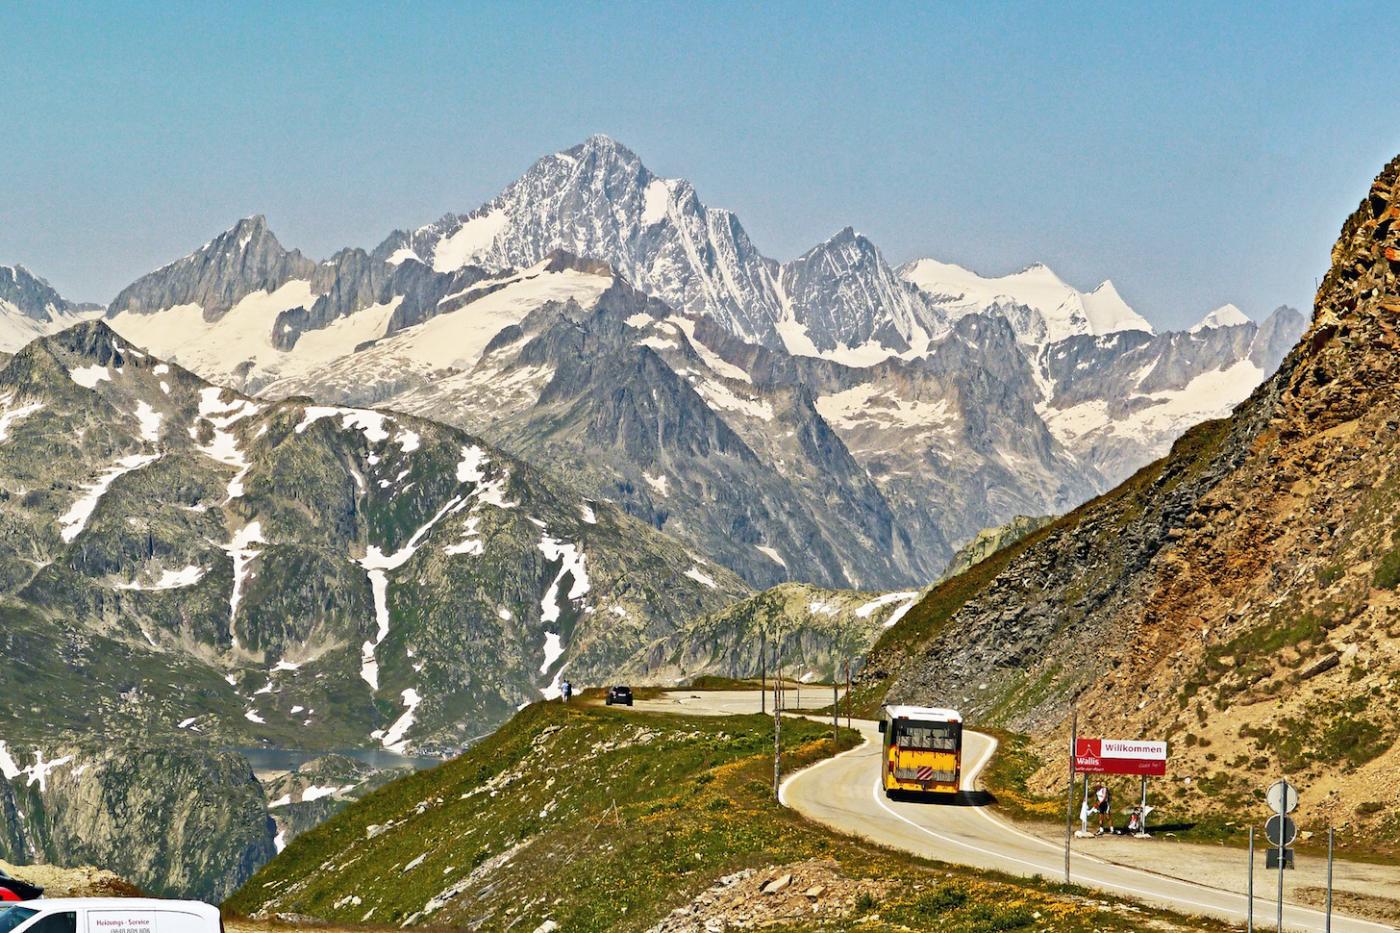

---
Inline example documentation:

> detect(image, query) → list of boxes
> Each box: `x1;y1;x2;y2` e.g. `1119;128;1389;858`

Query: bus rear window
896;721;960;750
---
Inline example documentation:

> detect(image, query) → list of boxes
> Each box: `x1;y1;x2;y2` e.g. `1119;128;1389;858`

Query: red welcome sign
1075;737;1167;776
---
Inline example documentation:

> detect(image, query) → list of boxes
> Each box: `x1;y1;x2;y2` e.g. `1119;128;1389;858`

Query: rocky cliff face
109;216;317;320
869;154;1400;839
0;740;273;901
0;265;101;353
778;228;947;357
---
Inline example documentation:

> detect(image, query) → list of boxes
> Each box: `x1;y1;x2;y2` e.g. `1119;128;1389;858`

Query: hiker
562;680;572;703
1093;782;1112;835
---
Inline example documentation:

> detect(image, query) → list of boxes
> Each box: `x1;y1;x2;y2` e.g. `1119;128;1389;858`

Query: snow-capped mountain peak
373;136;786;348
1189;302;1251;332
1;263;102;352
1081;279;1152;336
900;257;1153;346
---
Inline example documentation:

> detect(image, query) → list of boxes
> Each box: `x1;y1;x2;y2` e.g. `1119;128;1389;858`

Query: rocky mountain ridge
72;135;1305;589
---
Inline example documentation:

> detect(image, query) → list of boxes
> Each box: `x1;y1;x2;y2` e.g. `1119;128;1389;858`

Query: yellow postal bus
879;705;963;797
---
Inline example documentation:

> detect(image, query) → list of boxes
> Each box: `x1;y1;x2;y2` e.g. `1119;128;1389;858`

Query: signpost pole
1139;775;1148;835
1247;826;1255;933
1064;706;1077;884
1276;782;1285;932
1326;826;1334;933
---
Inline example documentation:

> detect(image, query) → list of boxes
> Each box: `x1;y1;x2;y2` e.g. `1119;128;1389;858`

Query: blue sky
3;2;1397;329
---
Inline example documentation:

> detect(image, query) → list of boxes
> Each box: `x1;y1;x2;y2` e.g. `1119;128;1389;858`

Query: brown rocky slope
866;154;1400;845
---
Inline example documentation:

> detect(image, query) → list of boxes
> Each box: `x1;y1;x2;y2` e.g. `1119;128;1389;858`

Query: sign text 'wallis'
1074;737;1167;776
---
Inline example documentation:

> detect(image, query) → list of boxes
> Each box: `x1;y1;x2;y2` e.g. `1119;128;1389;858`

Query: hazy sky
3;2;1398;329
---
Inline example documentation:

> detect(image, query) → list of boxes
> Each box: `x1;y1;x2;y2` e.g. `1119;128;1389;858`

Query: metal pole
760;630;766;715
772;677;781;800
1276;782;1285;932
845;660;852;729
1248;827;1255;933
1140;775;1148;835
832;677;839;744
1326;826;1334;932
1064;706;1077;884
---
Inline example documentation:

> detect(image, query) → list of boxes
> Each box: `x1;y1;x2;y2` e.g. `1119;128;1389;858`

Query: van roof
884;705;962;723
6;900;218;916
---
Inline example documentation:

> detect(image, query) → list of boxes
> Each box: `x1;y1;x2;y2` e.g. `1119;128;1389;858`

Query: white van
0;900;220;933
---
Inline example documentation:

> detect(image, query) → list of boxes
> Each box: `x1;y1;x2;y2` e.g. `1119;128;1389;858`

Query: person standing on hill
562;680;573;703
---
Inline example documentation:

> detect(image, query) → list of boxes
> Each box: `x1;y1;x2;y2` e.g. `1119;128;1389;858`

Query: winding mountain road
632;690;1398;932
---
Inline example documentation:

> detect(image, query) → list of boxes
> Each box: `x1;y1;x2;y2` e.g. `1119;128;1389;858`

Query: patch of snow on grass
225;522;266;647
643;471;670;497
59;453;161;542
756;545;786;567
855;591;919;619
579;502;596;524
245;710;266;724
297;406;391;443
133;401;162;443
0;398;43;442
381;688;422;753
68;365;110;388
443;515;483;557
359;496;464;689
685;566;718;589
116;564;206;591
540;632;564;675
881;594;921;629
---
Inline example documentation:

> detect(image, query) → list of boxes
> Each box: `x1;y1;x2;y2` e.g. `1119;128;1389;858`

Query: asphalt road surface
631;690;1397;932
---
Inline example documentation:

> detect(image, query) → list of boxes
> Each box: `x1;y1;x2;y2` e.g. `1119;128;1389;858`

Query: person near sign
1093;782;1112;835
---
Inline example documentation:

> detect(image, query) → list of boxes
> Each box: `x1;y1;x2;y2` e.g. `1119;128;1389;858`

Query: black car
605;685;634;707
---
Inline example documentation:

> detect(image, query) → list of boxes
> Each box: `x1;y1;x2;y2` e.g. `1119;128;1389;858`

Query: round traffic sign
1265;814;1298;847
1266;780;1298;814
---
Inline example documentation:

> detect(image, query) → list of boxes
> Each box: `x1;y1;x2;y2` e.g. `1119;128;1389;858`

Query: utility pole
1063;705;1077;884
772;658;784;795
845;659;852;729
760;629;766;715
832;674;839;744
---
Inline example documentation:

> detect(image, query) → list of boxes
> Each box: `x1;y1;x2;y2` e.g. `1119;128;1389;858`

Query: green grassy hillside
229;701;1226;932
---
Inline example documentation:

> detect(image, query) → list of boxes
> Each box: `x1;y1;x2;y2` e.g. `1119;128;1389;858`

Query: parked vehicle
605;685;634;706
0;900;220;933
0;869;42;903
